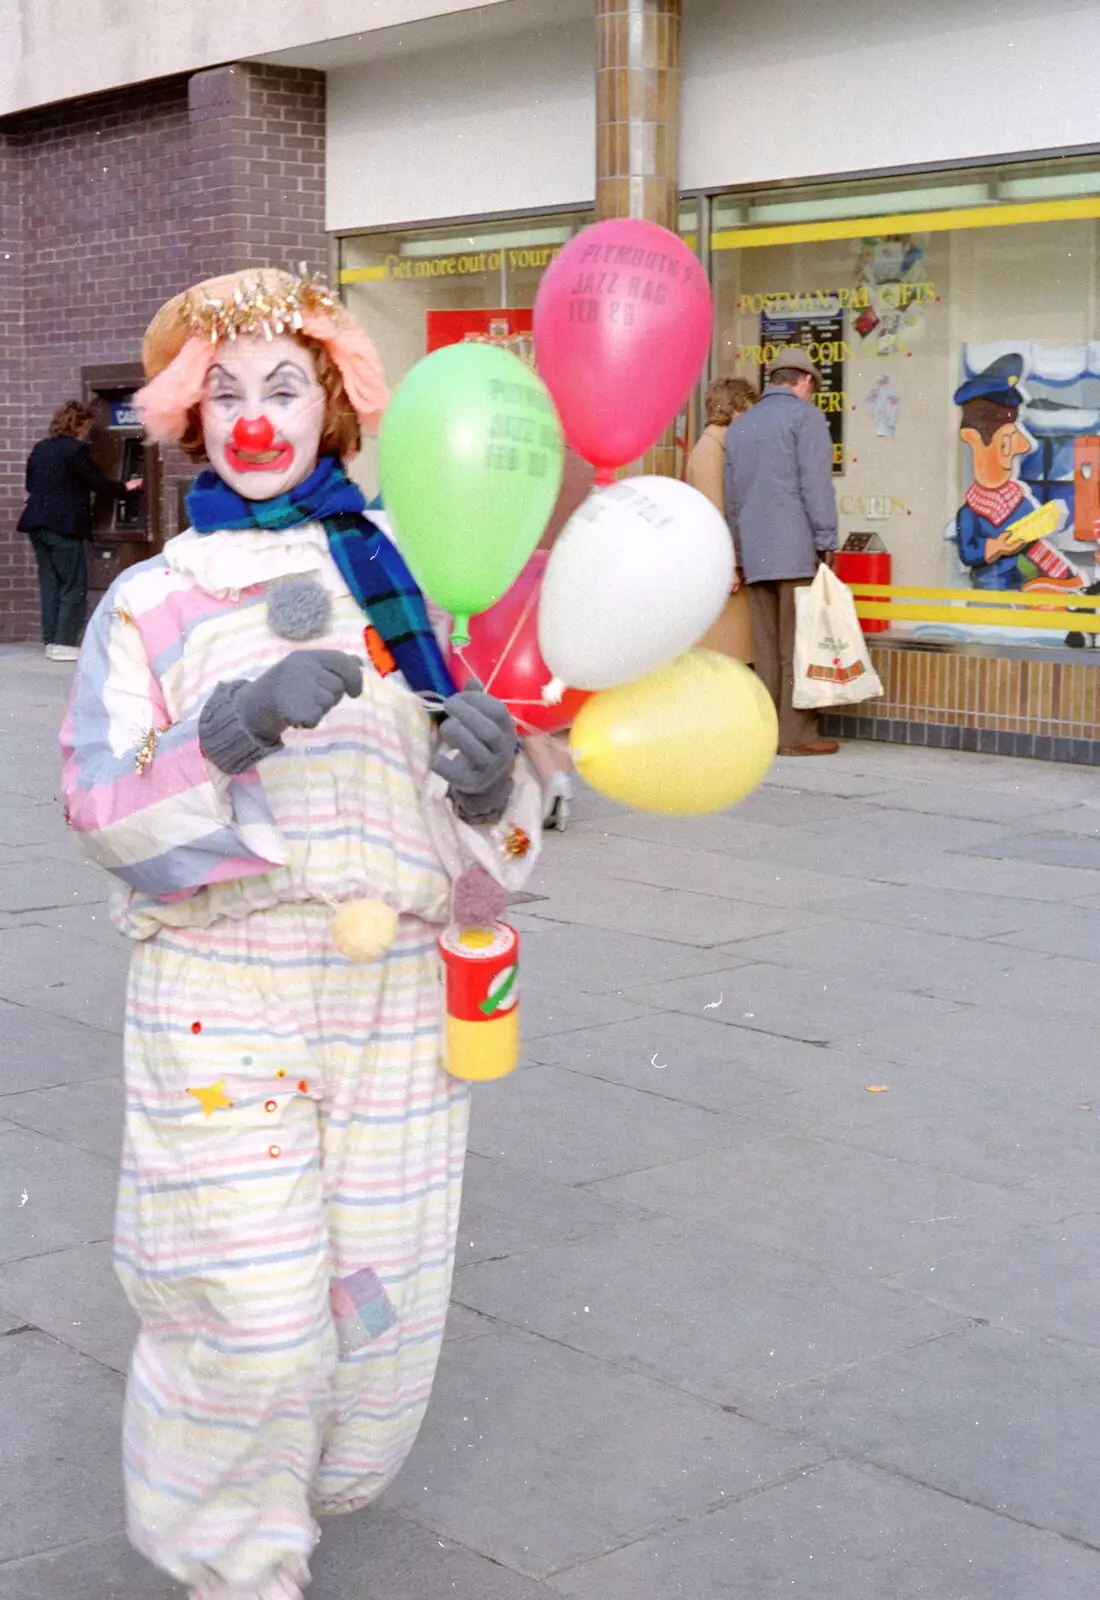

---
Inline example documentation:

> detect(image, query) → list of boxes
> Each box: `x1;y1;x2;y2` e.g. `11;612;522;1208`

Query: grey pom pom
267;578;333;641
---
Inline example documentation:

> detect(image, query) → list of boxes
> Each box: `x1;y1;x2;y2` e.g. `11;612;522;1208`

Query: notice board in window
760;309;846;475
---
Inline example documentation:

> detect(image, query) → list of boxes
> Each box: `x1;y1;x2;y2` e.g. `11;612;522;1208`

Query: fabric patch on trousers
330;1267;399;1351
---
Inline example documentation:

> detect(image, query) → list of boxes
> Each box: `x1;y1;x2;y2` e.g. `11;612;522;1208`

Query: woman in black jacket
18;400;141;660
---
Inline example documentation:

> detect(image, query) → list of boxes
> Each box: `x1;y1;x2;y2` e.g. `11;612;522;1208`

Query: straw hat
136;265;388;445
141;266;343;379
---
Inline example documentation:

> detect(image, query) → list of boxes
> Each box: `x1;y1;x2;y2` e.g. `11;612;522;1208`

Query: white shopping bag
792;565;884;709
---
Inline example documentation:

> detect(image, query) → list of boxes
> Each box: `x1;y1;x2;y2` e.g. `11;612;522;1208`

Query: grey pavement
0;640;1098;1598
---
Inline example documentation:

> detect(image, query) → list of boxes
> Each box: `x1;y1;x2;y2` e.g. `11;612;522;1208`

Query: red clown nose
232;415;276;451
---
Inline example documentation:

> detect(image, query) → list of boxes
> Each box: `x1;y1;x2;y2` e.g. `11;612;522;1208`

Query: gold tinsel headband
179;264;338;345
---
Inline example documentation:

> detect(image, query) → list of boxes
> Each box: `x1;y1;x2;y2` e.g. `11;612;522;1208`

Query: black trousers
29;530;88;646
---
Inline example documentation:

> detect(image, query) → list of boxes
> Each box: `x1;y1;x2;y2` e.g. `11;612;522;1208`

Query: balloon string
473;581;542;698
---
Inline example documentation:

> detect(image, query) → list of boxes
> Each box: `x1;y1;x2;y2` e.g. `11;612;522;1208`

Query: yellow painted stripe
712;195;1100;251
339;266;388;283
849;584;1100;612
855;601;1100;631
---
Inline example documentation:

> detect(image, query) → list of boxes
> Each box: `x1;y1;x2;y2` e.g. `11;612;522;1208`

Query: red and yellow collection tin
438;921;520;1081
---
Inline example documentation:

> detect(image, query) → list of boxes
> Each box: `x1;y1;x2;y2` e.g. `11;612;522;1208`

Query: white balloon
538;475;734;692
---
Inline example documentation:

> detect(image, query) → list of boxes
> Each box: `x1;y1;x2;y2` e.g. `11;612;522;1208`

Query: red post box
834;532;891;634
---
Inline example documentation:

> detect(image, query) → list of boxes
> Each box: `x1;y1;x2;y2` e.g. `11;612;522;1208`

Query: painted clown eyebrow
263;361;311;385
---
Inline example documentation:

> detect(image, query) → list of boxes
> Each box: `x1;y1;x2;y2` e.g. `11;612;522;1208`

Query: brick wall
820;641;1100;766
0;131;31;638
0;63;327;642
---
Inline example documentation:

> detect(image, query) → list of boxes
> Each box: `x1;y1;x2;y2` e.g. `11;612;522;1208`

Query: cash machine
81;362;162;605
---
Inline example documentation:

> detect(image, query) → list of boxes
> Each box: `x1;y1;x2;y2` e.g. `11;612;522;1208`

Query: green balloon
379;343;565;644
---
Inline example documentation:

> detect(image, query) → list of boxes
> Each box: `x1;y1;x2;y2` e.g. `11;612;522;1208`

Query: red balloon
533;217;713;474
451;553;589;735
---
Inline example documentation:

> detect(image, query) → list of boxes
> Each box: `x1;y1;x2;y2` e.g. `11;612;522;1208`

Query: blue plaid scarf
186;457;455;700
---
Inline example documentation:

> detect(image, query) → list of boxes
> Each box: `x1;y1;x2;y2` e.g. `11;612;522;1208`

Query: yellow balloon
569;650;778;815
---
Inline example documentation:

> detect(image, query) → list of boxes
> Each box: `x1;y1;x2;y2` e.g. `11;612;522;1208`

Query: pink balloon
533;218;713;474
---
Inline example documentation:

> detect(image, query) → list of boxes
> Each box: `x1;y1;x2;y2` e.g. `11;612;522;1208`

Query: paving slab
863;779;1067;826
7;901;129;950
0;854;107;912
745;763;904;799
0;1126;114;1264
0;801;68;850
455;1212;967;1407
915;952;1100;1012
522;980;655;1041
876;849;1100;904
443;1303;498;1344
888;1210;1100;1347
0;1536;177;1600
959;831;1100;871
1;1074;124;1160
726;785;902;829
789;881;1038;940
741;1055;1100;1190
986;899;1100;955
549;1457;1100;1600
311;1507;550;1599
467;1062;736;1185
2;651;1099;1598
807;807;1020;856
832;1005;1100;1100
0;998;120;1093
0;1330;126;1563
384;1326;825;1580
722;917;1036;995
1034;802;1100;836
750;1324;1100;1549
0;922;128;1032
522;871;828;949
516;917;745;993
585;807;807;854
537;828;894;910
621;962;963;1046
0;1240;134;1374
589;1132;1062;1280
526;1010;851;1109
457;1151;637;1266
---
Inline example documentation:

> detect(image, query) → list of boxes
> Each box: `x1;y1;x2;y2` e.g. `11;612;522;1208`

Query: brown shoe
779;739;840;756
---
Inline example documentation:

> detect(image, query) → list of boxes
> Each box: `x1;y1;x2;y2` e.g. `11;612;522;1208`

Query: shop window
709;154;1100;650
339;205;701;493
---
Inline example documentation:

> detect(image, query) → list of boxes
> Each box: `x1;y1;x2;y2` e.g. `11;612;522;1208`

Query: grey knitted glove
200;649;363;776
431;682;517;825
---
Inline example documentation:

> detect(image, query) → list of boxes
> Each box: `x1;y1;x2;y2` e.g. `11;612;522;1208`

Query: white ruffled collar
164;522;348;600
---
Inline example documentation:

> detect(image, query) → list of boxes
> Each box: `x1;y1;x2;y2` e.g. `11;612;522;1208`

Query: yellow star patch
187;1080;235;1118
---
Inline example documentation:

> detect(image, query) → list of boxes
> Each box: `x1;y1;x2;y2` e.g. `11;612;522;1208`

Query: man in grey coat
724;346;839;755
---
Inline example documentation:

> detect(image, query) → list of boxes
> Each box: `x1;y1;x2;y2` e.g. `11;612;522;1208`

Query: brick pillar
156;62;330;535
595;0;683;473
0;132;33;643
188;63;327;280
595;0;681;229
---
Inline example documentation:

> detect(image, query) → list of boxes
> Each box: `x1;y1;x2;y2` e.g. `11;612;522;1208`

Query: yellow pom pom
331;898;399;963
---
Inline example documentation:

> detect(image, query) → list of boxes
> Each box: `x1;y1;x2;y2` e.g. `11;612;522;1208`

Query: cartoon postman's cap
953;352;1029;409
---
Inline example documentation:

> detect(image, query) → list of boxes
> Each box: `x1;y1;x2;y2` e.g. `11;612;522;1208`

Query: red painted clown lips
227;414;294;473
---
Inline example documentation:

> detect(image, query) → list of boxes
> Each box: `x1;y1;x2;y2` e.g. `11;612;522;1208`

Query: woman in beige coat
687;376;758;662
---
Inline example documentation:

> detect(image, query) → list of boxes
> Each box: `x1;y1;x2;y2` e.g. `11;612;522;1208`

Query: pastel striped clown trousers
114;903;469;1597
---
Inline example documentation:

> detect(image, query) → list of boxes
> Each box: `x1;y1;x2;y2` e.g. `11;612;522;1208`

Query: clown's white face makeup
200;334;326;500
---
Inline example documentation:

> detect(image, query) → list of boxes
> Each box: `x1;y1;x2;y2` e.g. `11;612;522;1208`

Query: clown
60;268;539;1600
